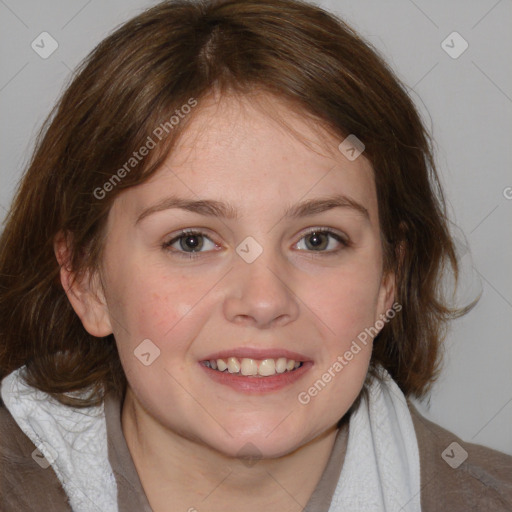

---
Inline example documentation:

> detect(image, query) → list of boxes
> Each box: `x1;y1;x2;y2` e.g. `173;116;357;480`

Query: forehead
115;92;378;224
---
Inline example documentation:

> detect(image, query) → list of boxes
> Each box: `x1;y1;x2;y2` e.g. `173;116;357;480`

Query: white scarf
1;364;421;512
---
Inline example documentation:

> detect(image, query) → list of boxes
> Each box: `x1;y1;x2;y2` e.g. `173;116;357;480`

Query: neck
121;387;344;512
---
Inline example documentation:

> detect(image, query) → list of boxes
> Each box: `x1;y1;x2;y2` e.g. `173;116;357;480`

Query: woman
1;1;511;511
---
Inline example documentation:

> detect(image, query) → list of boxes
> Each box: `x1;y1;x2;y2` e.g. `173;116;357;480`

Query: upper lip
201;347;311;362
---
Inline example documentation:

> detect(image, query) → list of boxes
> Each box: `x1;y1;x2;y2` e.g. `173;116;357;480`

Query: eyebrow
134;193;370;225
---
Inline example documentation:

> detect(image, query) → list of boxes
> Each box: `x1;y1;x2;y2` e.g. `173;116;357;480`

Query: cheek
300;266;379;411
108;262;215;354
304;261;382;342
136;286;187;336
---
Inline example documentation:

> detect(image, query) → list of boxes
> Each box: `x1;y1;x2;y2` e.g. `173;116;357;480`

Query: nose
223;248;300;329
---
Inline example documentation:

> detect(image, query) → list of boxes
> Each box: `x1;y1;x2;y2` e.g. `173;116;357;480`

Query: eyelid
298;226;349;245
162;228;220;255
294;227;350;256
163;227;216;242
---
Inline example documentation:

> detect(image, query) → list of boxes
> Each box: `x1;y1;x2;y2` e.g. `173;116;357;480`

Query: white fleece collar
1;367;118;512
328;366;422;511
1;364;421;512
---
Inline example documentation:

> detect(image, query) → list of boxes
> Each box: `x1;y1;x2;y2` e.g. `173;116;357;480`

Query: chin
217;438;299;461
200;424;309;461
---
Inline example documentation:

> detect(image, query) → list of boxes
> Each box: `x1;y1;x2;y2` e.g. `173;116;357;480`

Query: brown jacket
1;392;511;511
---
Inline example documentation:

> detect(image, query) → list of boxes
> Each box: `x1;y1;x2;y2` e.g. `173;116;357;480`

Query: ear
376;269;396;321
54;230;113;337
375;240;404;321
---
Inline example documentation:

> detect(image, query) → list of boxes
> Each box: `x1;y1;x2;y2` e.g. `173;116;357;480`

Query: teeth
227;357;240;373
204;356;303;377
258;358;276;376
217;359;228;371
275;357;287;373
241;358;258;376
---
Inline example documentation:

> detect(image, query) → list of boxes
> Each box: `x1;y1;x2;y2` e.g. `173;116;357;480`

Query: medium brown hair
0;0;475;407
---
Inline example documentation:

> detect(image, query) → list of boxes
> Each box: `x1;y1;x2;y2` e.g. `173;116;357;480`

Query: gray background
1;0;511;455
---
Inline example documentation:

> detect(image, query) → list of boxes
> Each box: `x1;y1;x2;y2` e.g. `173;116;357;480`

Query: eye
162;229;219;259
162;227;349;260
295;228;348;254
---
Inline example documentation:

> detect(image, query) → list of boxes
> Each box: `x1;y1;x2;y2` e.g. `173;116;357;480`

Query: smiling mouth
201;356;304;377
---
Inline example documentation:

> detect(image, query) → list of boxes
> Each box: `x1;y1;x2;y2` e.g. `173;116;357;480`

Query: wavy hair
0;0;476;407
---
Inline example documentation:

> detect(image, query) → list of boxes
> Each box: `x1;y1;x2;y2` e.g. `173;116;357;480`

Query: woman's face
76;92;395;458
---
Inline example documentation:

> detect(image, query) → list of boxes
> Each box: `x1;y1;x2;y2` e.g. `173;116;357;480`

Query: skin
56;90;395;512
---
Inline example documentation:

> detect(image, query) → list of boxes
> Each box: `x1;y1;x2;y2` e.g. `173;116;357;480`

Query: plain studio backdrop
0;0;510;456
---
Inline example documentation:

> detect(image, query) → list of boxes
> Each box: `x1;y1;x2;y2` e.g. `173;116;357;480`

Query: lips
200;360;312;393
200;347;311;362
198;347;313;393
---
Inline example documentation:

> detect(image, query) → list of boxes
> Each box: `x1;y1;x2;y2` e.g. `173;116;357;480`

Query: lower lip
199;361;313;393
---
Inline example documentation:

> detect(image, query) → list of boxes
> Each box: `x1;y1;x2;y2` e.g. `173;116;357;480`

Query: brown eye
296;229;348;253
305;231;329;250
162;230;218;258
178;233;204;252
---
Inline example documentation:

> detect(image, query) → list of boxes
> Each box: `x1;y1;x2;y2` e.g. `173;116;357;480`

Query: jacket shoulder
0;398;72;512
408;401;512;512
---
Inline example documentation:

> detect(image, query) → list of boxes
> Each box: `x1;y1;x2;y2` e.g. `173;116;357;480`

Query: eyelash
161;227;349;260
